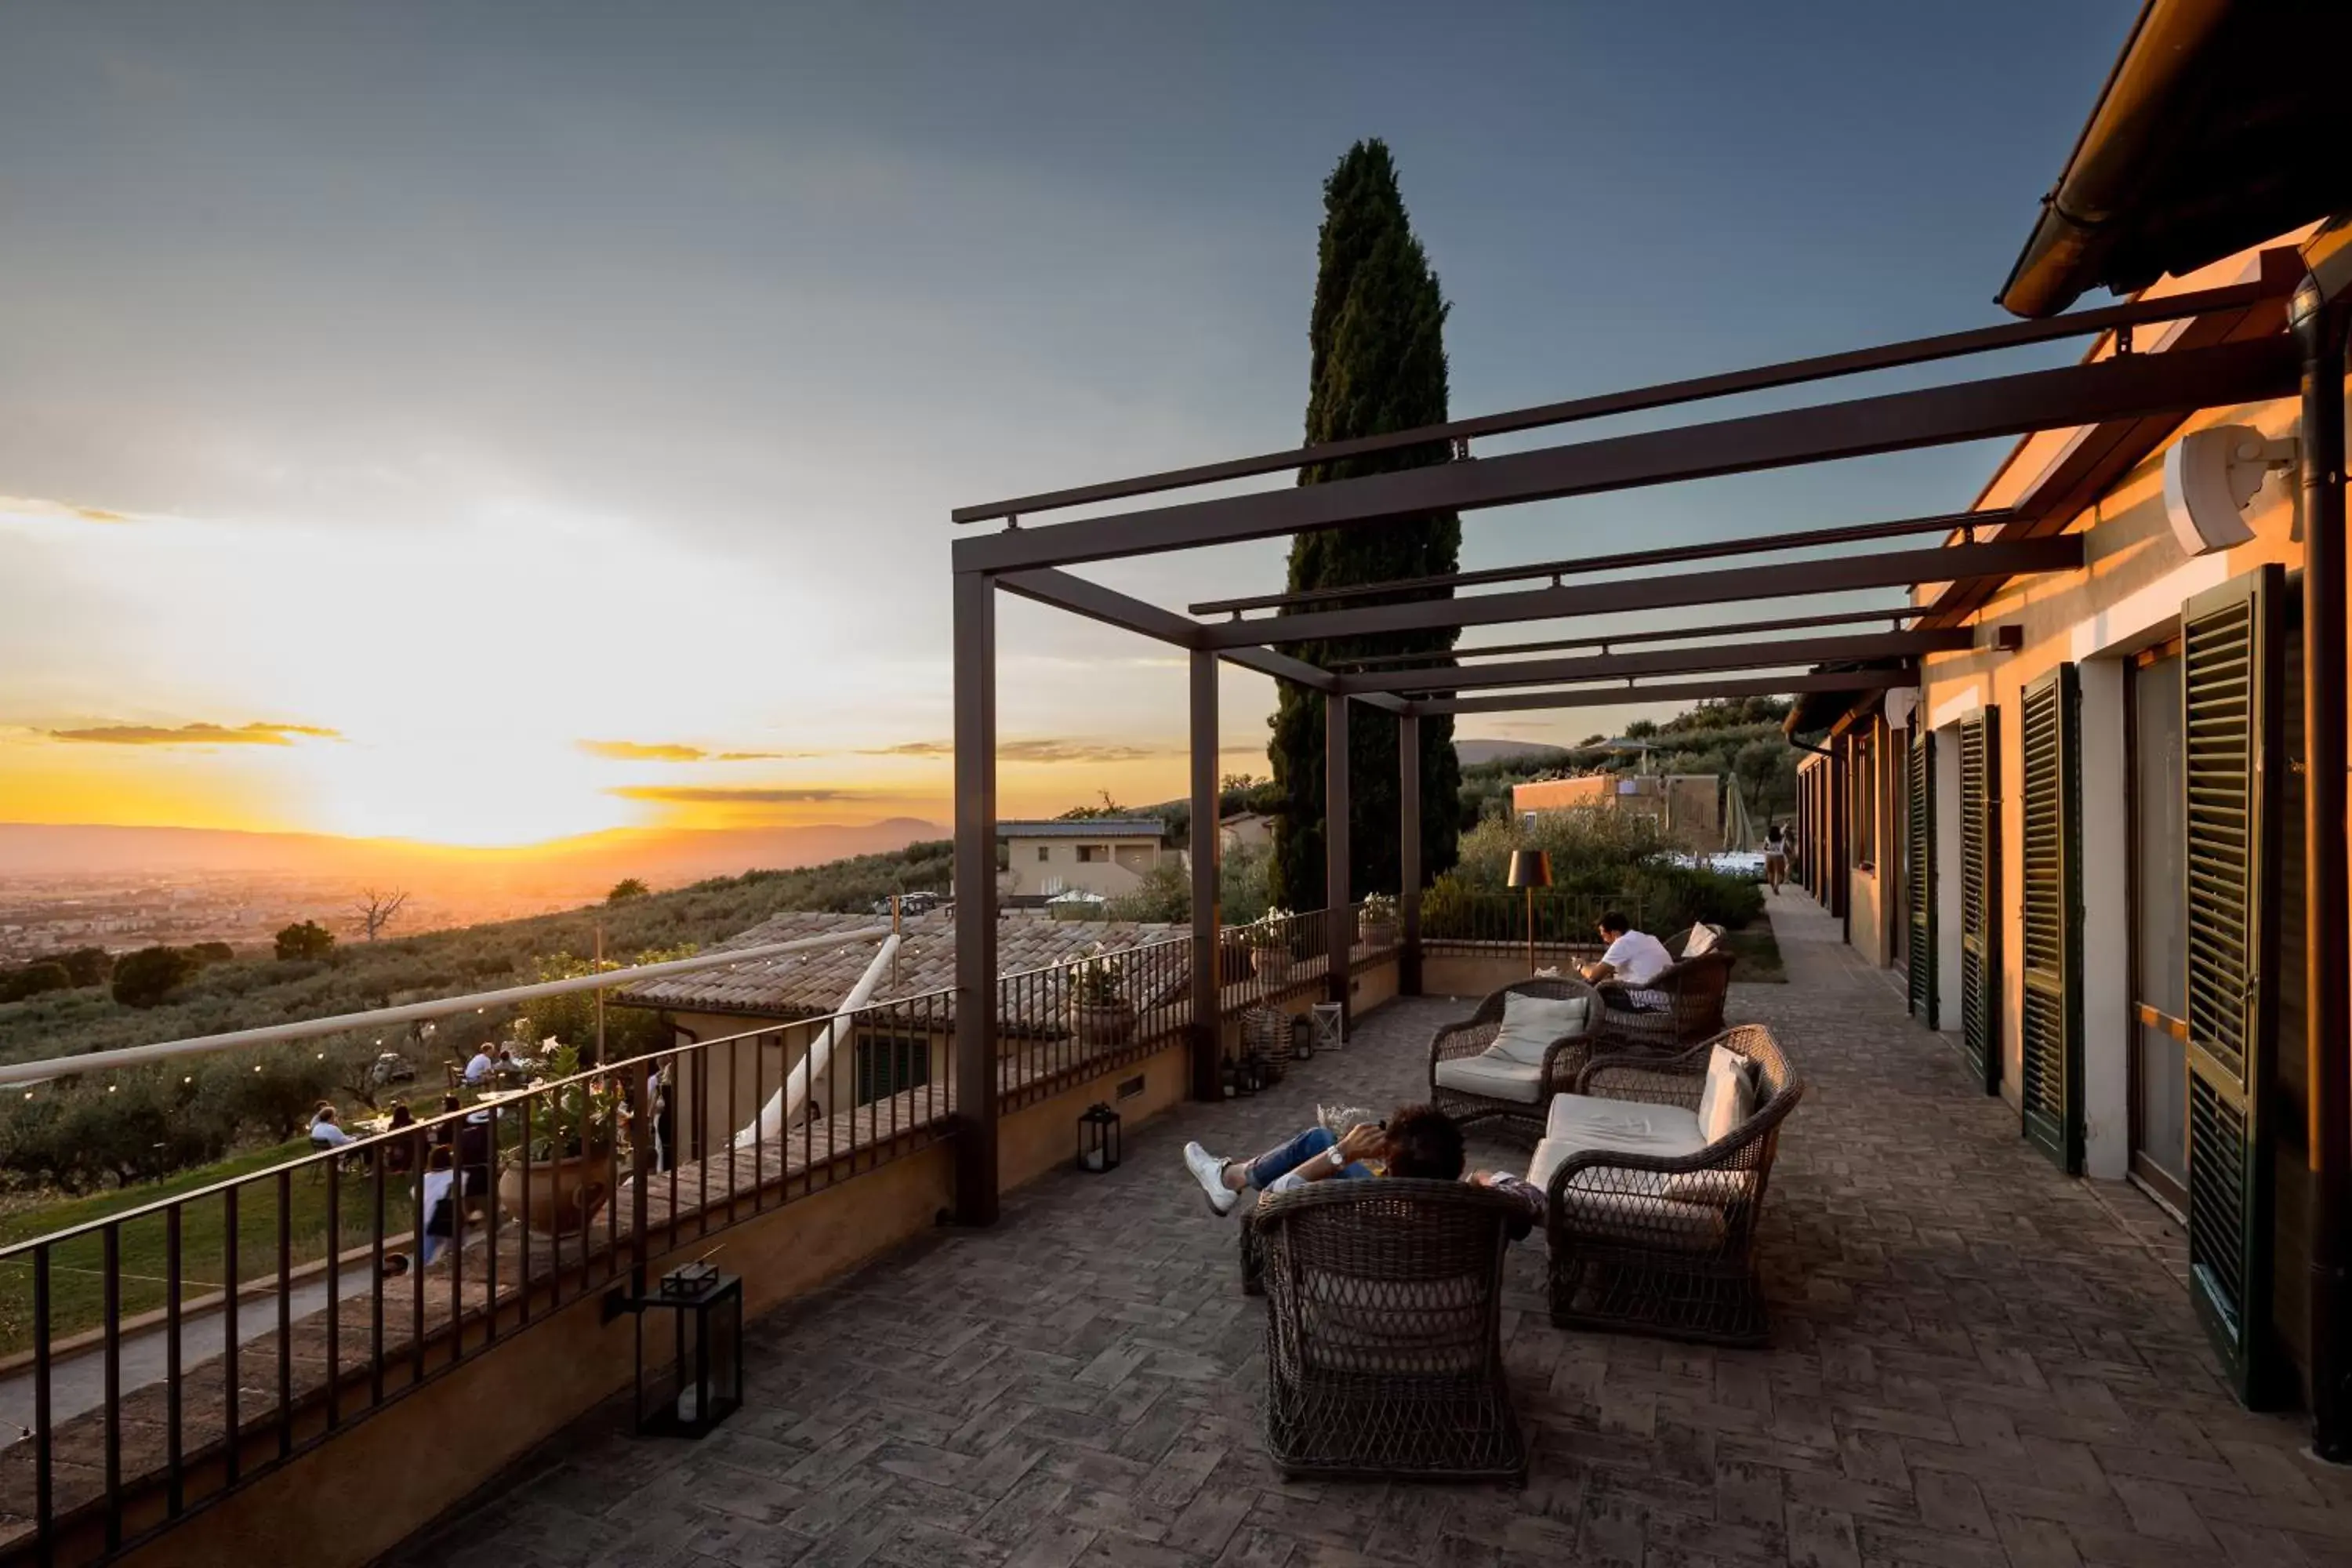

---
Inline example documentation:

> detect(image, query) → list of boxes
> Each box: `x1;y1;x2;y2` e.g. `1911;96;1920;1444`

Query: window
1076;845;1108;863
855;1034;931;1105
1036;845;1051;862
1853;731;1877;869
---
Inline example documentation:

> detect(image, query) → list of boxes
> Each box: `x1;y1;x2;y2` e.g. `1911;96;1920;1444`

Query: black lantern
1078;1102;1122;1172
626;1265;743;1438
1291;1014;1314;1060
1239;1053;1265;1094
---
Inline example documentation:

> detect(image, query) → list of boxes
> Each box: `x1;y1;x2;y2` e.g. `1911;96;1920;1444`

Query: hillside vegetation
0;842;951;1194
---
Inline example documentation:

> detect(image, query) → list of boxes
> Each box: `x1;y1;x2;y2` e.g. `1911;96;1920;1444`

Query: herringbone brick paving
390;893;2352;1566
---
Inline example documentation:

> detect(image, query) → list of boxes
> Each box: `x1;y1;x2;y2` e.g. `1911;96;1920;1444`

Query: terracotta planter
1250;948;1292;981
1067;997;1138;1046
497;1149;613;1236
1361;921;1398;949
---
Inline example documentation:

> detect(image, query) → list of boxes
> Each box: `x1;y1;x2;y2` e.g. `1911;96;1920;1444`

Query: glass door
2129;637;2189;1214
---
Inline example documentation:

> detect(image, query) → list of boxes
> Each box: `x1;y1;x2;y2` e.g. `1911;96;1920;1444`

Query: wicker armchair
1256;1178;1527;1483
1427;976;1605;1145
1538;1023;1802;1347
1595;935;1737;1050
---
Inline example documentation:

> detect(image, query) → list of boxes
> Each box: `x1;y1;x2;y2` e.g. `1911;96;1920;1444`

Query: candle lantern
1077;1102;1122;1173
626;1265;742;1439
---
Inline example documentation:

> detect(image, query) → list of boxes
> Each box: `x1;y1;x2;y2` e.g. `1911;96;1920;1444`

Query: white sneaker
1182;1142;1237;1216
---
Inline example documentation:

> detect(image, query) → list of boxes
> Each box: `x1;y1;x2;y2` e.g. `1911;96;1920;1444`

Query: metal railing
0;983;953;1566
0;908;1409;1564
1417;890;1646;958
995;935;1193;1113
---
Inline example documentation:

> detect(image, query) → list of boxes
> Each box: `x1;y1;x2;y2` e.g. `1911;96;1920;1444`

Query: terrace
391;895;2352;1568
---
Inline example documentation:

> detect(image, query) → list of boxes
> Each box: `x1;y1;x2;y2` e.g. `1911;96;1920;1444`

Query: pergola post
1325;693;1352;1025
1188;651;1223;1102
1399;710;1422;995
950;571;1000;1226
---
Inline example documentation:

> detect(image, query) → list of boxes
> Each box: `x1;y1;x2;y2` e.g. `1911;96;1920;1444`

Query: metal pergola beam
1190;510;2010;618
952;336;2299;574
1338;604;1929;670
1340;628;1978;696
1413;669;1911;717
1197;535;2082;650
950;274;2292;525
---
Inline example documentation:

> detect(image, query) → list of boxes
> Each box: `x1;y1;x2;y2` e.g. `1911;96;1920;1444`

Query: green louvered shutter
1958;710;2002;1094
2182;566;2283;1403
1907;728;1937;1027
2019;666;2084;1174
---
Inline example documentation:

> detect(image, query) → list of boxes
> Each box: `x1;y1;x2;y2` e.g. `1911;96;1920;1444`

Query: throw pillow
1486;990;1591;1067
1696;1044;1755;1144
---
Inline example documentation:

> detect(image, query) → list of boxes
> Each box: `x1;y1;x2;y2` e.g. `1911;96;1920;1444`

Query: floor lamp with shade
1507;849;1552;974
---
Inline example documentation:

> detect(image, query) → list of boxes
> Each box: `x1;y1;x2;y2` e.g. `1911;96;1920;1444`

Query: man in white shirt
308;1102;354;1148
1580;910;1674;1000
464;1046;497;1085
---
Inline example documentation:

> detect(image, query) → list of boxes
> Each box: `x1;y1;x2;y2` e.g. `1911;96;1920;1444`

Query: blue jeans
1245;1127;1372;1192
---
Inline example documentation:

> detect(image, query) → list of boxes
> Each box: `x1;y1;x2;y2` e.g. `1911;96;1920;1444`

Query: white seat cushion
1528;1093;1707;1189
1486;990;1591;1066
1434;1052;1546;1105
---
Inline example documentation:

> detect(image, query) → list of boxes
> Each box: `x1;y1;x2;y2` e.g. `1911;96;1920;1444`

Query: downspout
2292;225;2351;1461
733;934;902;1149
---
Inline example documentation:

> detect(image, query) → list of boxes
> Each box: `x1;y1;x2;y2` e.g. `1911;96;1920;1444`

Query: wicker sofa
1255;1177;1529;1483
1532;1023;1802;1346
1427;976;1606;1145
1595;927;1737;1049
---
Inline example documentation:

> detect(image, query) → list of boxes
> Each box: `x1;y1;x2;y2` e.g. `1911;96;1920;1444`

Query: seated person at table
431;1093;463;1147
1578;910;1674;1009
382;1102;417;1176
1180;1103;1543;1234
463;1044;498;1085
308;1102;353;1150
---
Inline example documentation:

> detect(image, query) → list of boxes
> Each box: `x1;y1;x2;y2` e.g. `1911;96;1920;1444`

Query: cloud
578;740;808;762
608;786;860;804
579;739;709;762
862;738;1176;764
47;721;342;747
0;495;138;526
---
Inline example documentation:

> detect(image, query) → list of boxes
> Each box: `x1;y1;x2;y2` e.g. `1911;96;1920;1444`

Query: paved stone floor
390;894;2352;1567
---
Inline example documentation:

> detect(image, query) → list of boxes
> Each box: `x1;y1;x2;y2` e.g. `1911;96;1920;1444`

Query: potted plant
1065;943;1137;1046
1359;893;1399;948
1243;909;1294;980
495;1042;629;1236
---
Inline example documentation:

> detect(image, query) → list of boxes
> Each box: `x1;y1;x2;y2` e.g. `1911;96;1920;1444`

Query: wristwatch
1325;1145;1348;1170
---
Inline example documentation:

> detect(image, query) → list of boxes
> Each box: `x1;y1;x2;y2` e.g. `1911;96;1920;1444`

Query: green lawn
0;1141;394;1358
1723;923;1787;983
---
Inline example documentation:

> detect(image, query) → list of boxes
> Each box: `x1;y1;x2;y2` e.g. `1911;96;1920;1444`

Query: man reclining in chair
1181;1103;1543;1235
1578;909;1674;1012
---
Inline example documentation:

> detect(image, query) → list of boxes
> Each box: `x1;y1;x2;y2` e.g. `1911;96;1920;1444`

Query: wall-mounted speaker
2161;423;2296;557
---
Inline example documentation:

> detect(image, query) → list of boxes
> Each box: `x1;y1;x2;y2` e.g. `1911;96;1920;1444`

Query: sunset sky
0;2;2132;848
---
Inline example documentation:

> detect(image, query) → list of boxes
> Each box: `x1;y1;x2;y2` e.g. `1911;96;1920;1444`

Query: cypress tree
1266;139;1462;910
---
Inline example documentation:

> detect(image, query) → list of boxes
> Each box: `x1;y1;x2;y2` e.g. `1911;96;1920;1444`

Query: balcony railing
0;907;1402;1565
1417;889;1645;960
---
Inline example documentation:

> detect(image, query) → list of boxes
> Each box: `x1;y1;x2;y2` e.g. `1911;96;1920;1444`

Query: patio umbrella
1722;775;1757;854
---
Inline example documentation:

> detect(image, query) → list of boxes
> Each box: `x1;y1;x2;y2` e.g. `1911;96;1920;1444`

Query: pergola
942;251;2342;1250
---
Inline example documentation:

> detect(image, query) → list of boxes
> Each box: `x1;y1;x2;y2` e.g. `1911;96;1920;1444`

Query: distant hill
0;818;942;892
1455;739;1571;768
